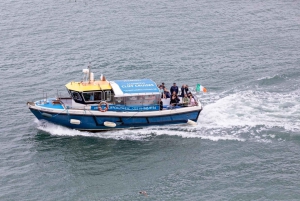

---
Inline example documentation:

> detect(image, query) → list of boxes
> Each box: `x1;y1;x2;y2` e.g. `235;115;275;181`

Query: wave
255;72;300;93
35;119;245;142
200;90;300;130
256;74;283;81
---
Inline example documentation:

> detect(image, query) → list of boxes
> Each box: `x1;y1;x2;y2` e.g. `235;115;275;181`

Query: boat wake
35;119;244;142
34;89;300;142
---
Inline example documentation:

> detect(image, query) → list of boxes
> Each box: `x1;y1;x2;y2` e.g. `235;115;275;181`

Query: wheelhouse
65;80;114;104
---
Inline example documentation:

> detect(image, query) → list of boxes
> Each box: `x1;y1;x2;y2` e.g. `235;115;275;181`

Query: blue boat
27;66;203;131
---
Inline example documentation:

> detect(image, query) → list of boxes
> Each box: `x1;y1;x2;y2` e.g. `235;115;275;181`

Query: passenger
159;85;164;98
89;93;94;101
182;93;189;106
181;84;189;97
159;99;163;110
172;91;181;105
189;93;197;106
170;83;179;95
185;85;189;94
180;85;185;97
170;94;180;106
163;88;170;99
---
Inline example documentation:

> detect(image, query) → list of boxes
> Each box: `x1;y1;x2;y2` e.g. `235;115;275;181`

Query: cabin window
154;94;161;104
72;92;82;101
82;91;102;102
123;95;160;106
83;92;94;102
94;92;102;101
142;95;157;106
125;96;143;106
115;97;124;105
104;91;111;101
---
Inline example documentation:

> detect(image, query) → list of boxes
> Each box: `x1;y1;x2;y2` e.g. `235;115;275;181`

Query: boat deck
34;96;201;111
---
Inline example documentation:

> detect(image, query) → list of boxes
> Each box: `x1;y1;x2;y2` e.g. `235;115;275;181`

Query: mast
88;62;91;83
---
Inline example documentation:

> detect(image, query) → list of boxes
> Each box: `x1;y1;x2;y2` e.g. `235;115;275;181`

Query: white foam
200;90;300;132
34;119;245;142
256;74;279;81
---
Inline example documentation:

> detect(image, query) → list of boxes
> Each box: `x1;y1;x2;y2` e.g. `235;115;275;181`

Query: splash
34;119;244;142
200;90;300;131
198;89;300;142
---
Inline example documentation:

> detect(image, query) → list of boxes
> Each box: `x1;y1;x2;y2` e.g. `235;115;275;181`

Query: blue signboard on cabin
91;105;159;111
114;79;159;94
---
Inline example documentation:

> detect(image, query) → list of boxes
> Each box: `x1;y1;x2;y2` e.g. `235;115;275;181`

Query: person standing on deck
159;85;164;98
170;83;178;95
180;84;189;97
185;85;189;95
163;88;170;98
159;99;163;110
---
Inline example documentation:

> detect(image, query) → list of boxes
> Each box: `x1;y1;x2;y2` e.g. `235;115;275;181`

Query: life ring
98;101;109;112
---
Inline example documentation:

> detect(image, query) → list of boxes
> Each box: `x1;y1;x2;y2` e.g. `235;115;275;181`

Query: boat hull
29;106;202;131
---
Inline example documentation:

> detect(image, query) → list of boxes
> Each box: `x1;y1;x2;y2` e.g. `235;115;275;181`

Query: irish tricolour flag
196;84;207;92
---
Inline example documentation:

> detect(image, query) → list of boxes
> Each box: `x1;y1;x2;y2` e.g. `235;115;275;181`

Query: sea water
1;0;300;200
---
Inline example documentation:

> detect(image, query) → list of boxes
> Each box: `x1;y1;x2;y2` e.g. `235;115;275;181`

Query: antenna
88;62;91;83
82;63;91;82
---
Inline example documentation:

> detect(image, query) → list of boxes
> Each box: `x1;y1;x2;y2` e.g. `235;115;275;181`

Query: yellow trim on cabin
65;81;112;92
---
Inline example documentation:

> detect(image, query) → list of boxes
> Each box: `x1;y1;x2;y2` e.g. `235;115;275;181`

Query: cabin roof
110;79;160;97
65;80;112;92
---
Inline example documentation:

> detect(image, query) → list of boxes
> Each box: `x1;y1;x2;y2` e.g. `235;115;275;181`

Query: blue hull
30;108;202;131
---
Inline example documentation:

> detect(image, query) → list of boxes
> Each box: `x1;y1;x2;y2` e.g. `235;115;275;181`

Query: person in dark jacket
170;83;179;95
170;94;180;106
163;88;170;98
185;85;189;94
159;99;163;110
180;84;189;97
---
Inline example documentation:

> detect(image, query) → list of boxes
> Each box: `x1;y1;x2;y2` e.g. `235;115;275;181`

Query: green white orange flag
196;84;207;92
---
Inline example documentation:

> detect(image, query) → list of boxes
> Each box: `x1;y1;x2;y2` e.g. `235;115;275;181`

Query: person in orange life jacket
170;83;178;95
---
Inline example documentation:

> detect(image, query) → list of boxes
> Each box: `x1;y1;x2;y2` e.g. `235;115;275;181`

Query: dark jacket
181;87;189;97
160;100;163;110
170;96;180;105
164;91;170;98
170;86;179;95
